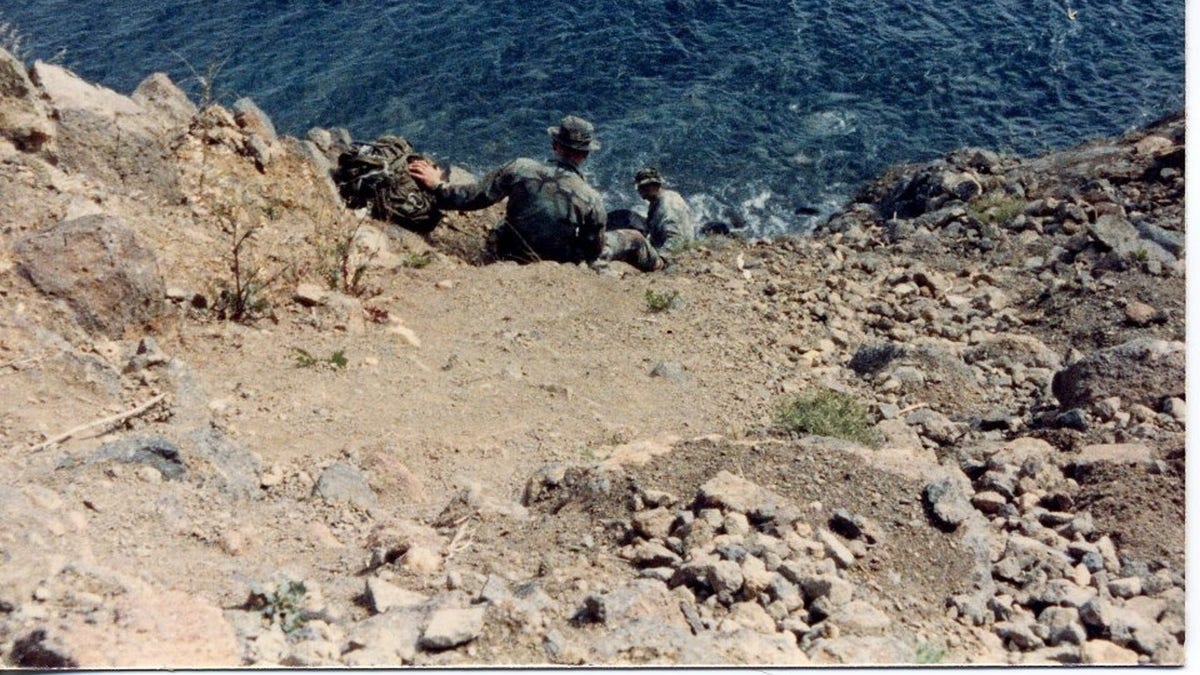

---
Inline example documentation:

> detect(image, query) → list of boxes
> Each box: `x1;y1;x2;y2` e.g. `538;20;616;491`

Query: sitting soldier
634;166;695;252
408;115;608;265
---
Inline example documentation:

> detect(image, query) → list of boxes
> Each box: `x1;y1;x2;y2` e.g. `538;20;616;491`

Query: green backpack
333;135;443;234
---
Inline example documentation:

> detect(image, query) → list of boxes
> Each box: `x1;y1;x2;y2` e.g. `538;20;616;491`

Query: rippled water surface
2;0;1184;233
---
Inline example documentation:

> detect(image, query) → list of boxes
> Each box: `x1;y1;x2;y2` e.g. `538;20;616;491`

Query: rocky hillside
0;46;1186;667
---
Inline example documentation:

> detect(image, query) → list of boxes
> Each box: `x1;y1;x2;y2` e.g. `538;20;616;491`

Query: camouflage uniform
600;228;662;272
432;156;606;264
645;187;695;251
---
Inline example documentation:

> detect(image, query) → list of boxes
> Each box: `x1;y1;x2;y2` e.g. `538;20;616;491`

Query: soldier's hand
407;158;442;189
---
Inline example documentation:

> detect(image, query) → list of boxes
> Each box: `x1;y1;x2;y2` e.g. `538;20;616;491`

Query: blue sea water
0;0;1185;235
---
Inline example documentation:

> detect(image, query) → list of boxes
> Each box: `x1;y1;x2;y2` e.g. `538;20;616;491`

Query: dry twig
29;393;168;453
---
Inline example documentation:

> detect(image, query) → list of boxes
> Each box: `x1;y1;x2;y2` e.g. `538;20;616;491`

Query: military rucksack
332;135;443;233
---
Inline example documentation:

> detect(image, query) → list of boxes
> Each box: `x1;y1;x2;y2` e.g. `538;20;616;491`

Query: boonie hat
548;115;600;151
635;167;664;188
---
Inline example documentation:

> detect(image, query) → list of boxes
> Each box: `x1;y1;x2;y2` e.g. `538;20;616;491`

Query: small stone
625;541;681;567
923;477;973;529
1123;301;1159;327
366;577;427;614
294;283;327;307
722;511;751;537
631;508;675;540
816;529;855;569
219;529;248;556
419;607;485;650
402;546;442;574
1107;577;1142;599
1054;408;1089;431
971;490;1009;514
827;600;892;636
136;465;163;484
1161;397;1185;422
1039;606;1086;646
797;574;854;607
649;361;688;384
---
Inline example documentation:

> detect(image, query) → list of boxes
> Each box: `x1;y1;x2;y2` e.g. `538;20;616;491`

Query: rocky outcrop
1051;338;1185;410
30;61;185;200
0;48;54;152
13;213;166;339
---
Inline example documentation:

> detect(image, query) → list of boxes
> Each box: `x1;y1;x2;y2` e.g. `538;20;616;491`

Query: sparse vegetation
644;288;680;313
312;207;381;298
915;642;947;664
776;388;882;447
293;347;348;369
968;192;1025;227
1;21;27;61
210;192;288;322
246;579;310;635
402;251;435;268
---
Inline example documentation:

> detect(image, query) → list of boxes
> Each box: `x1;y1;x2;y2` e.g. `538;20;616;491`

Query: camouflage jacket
433;156;606;263
645;188;695;250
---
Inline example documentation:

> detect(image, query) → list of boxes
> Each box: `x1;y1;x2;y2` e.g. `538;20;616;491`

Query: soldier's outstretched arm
408;158;513;212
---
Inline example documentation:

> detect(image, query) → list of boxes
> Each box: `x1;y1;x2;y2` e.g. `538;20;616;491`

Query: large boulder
1051;338;1185;410
14;214;167;339
29;61;181;198
0;46;55;151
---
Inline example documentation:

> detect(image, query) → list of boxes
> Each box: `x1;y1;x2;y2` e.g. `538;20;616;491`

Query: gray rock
1067;443;1156;473
478;575;512;604
578;579;684;628
1132;219;1184;257
1053;408;1089;431
631;507;675;540
923;477;973;529
1020;644;1082;665
1087;214;1175;263
702;559;744;597
697;470;782;518
649;360;688;384
816;528;855;569
1107;576;1142;599
995;619;1045;651
1039;606;1086;646
825;600;891;636
86;434;186;480
624;541;682;567
1079;595;1113;631
906;408;961;445
314;462;378;510
796;573;854;607
1052;338;1185;410
828;509;881;543
244;133;271;170
14;214;167;339
343;608;424;665
365;578;427;614
187;427;262;500
419;607;485;650
971;490;1009;515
